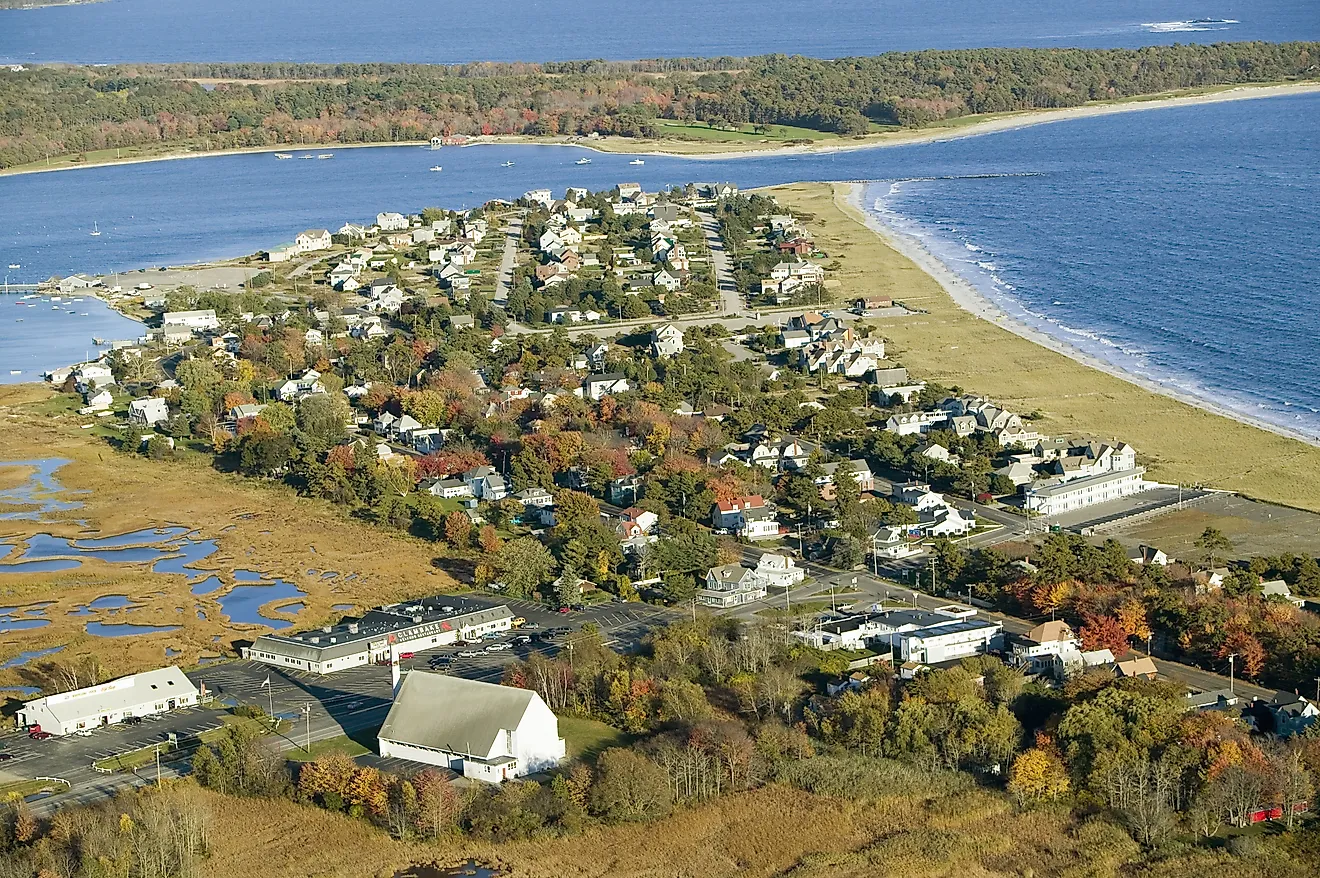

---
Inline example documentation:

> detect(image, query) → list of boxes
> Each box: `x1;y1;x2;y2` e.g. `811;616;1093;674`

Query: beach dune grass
763;182;1320;514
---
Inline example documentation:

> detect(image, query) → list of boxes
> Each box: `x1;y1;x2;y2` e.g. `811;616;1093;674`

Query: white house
18;666;198;736
376;212;409;232
128;396;170;427
754;553;804;589
1011;620;1085;678
378;672;565;783
463;465;508;501
711;496;779;540
651;324;684;358
295;229;332;252
583;373;631;401
870;525;923;560
884;411;946;436
275;369;325;402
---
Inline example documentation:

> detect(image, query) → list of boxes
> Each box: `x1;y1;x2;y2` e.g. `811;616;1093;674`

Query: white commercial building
378;672;566;783
243;597;513;675
161;309;221;332
1024;467;1149;516
895;618;1003;664
18;666;198;736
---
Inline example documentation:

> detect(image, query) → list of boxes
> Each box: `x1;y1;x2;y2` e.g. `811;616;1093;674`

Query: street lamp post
1227;653;1237;694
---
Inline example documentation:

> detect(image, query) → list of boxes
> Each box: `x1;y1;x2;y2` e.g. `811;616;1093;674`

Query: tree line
2;42;1316;167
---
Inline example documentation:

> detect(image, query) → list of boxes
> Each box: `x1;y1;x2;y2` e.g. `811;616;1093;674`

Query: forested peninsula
1;41;1317;169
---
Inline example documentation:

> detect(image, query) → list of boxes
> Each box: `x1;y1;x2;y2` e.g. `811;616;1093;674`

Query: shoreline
2;81;1317;179
840;182;1320;450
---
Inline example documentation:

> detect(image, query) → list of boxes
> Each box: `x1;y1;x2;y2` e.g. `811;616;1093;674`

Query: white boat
317;153;334;159
575;158;592;165
274;153;293;159
89;222;101;237
299;153;315;159
501;161;515;167
629;159;645;165
6;264;18;269
8;370;20;375
429;166;443;172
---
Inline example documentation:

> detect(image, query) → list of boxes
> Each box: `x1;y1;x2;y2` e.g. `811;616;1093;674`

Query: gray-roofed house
378;672;566;782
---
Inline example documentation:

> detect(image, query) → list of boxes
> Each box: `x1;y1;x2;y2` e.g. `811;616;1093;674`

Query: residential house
652;268;682;292
162;309;220;332
870;525;923;560
651;324;684;357
376;212;409;232
1128;545;1170;566
275;369;324;402
128;397;169;427
699;564;767;608
295;229;332;252
607;475;643;506
614;507;659;541
818;459;875;500
884;411;946;436
420;478;472;499
337;223;368;240
754;553;804;589
711;496;780;540
583;373;631;401
1010;620;1084;678
1258;692;1320;737
1114;656;1158;680
463;466;508;501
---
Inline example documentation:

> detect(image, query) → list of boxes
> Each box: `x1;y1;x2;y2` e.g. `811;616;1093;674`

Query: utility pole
302;703;313;754
1227;653;1237;695
155;744;162;788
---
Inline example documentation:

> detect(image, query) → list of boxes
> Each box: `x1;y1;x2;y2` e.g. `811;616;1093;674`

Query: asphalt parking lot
3;596;677;815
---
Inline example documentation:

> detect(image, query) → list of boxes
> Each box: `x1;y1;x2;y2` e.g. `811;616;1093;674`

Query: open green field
658;121;840;142
766;182;1320;514
556;715;629;761
284;733;373;764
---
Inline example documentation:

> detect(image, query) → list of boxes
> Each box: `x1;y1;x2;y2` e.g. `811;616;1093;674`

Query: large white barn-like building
18;666;199;736
378;672;566;783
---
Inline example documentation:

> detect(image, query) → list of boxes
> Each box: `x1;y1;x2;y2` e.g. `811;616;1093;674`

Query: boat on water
299;154;316;159
429;166;443;172
274;153;293;160
629;159;645;165
575;158;592;165
8;370;20;375
89;222;101;237
317;153;334;159
501;161;515;168
6;263;18;269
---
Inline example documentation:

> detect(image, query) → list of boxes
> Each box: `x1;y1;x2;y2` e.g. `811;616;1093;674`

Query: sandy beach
2;81;1316;178
841;182;1320;449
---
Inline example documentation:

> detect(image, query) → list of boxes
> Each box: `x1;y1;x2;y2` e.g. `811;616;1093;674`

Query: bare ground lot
0;385;457;683
1110;492;1320;559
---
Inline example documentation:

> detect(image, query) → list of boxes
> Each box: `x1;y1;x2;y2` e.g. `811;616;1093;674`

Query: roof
1026;620;1075;645
1028;467;1145;497
379;672;538;758
24;666;197;723
250;597;512;663
1115;656;1158;677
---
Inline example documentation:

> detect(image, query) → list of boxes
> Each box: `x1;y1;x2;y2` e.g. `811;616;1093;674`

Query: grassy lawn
766;182;1320;514
94;741;175;773
285;733;374;763
658;121;837;143
557;715;630;761
0;777;70;800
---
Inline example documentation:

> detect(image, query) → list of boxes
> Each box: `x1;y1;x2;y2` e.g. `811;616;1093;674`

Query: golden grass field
0;385;456;685
181;780;1316;878
764;183;1320;514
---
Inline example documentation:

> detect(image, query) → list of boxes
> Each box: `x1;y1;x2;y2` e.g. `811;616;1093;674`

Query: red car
28;730;51;740
398;652;415;660
558;607;571;614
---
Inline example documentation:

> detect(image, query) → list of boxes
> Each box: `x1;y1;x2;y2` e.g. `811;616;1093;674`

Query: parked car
521;622;539;629
28;730;51;740
0;753;16;761
457;651;481;658
514;635;532;644
558;607;571;614
121;716;144;726
74;728;94;737
511;616;527;627
485;643;510;652
398;651;415;660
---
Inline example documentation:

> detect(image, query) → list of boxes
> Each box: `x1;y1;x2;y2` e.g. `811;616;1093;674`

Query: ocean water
0;93;1316;441
1;0;1312;64
0;291;143;382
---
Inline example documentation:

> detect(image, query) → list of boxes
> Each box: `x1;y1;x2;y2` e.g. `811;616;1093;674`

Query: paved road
696;210;742;317
493;212;524;306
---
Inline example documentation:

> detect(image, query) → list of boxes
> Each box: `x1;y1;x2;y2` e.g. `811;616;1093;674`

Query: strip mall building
242;596;514;675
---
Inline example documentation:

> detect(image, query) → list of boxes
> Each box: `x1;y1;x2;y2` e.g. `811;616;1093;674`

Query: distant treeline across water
1;41;1317;169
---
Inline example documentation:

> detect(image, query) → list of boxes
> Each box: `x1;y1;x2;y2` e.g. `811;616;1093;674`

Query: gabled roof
1026;620;1076;645
379;672;538;758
